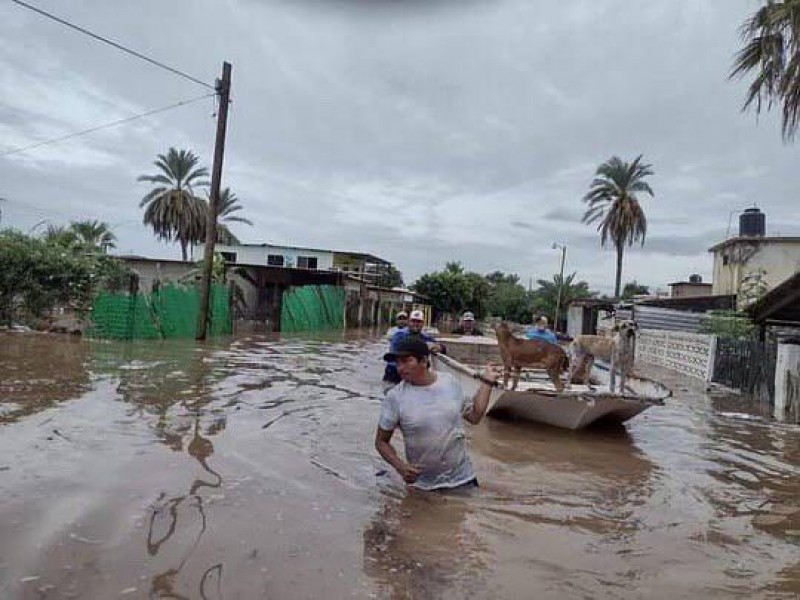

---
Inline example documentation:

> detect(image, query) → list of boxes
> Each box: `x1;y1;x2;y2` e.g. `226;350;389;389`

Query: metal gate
712;338;777;403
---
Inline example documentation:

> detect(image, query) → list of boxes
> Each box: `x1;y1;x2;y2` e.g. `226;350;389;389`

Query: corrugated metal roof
633;305;705;333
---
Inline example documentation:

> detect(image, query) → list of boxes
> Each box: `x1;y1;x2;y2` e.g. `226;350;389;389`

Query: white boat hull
432;353;670;430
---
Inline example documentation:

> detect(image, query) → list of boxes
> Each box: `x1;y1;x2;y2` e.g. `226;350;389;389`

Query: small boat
432;352;671;430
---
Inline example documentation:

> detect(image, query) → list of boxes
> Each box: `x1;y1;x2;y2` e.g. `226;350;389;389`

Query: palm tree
531;273;593;321
582;155;653;299
43;225;79;249
138;148;209;261
194;188;253;247
69;220;116;252
731;0;800;140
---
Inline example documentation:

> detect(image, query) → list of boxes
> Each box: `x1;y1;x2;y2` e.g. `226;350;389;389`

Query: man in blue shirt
525;315;558;345
383;310;442;384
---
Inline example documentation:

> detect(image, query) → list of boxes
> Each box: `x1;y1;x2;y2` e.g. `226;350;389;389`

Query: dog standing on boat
569;321;638;393
494;322;568;392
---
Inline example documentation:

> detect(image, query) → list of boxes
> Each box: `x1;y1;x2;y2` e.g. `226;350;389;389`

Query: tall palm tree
69;220;116;252
582;155;654;298
731;0;800;140
138;148;209;261
194;188;253;247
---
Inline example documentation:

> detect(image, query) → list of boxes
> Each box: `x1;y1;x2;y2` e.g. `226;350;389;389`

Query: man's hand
483;362;503;384
398;463;421;484
428;343;442;354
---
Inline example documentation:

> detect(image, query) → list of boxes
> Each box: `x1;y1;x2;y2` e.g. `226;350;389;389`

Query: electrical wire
0;93;215;157
10;0;215;90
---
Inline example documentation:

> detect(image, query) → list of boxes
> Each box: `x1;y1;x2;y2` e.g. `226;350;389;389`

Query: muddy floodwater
0;332;798;599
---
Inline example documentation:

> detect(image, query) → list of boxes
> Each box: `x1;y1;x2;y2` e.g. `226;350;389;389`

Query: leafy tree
487;280;529;322
485;271;529;321
731;0;800;140
700;310;756;340
582;155;654;298
0;228;132;325
138;148;209;261
42;225;79;249
485;271;520;286
622;280;650;299
412;264;488;320
379;264;404;288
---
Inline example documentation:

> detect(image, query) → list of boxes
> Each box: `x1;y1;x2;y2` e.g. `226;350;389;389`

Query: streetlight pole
552;242;567;333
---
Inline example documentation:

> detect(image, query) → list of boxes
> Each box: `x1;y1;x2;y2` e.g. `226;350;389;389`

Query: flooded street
0;332;798;599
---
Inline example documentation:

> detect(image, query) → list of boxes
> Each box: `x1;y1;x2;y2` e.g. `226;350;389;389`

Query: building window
267;254;284;267
220;251;237;263
297;256;318;269
722;254;729;266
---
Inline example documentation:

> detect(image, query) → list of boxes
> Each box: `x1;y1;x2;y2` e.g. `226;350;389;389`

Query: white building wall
198;244;334;270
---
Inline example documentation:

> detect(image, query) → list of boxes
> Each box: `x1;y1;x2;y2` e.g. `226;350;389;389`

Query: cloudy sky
1;0;798;293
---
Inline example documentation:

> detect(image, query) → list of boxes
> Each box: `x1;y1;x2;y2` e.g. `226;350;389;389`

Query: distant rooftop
214;242;391;265
708;236;800;253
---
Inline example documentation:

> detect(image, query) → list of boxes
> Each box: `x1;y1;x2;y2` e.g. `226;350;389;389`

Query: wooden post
196;61;232;340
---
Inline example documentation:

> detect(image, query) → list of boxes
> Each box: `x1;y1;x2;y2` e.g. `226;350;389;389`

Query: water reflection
363;488;489;599
0;332;90;422
146;414;225;598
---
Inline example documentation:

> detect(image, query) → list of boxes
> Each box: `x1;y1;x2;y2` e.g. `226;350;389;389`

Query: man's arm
463;363;502;425
375;427;420;484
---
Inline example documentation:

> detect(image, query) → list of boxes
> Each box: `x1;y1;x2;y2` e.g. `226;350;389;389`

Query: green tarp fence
89;283;231;340
281;285;345;332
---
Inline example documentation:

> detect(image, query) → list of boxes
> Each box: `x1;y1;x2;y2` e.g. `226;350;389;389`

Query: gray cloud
1;0;799;295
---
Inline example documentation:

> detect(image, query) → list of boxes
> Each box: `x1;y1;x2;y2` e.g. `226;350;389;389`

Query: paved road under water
0;331;798;599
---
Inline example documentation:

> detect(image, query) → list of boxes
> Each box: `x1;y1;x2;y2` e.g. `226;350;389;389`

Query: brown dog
570;321;637;392
495;322;569;392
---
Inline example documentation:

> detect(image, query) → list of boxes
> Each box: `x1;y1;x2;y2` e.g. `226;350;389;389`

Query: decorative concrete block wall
636;330;717;382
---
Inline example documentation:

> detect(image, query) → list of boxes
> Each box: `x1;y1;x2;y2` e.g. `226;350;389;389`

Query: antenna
725;209;738;239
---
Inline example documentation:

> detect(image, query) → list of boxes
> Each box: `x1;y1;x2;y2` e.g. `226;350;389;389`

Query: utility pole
196;61;232;340
552;242;567;333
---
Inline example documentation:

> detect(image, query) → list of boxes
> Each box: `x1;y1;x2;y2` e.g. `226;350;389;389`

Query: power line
0;93;215;157
10;0;215;91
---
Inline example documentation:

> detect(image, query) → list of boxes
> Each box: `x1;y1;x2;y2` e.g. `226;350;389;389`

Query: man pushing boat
375;336;502;491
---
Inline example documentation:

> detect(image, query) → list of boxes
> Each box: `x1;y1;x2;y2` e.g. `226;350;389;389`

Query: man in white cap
525;315;558;344
452;311;483;336
383;309;443;385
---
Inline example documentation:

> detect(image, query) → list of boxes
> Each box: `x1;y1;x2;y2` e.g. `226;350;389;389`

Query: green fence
280;285;345;333
89;283;231;340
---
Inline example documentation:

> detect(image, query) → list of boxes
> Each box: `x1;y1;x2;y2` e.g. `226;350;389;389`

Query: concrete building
198;243;395;286
211;243;335;271
668;275;713;298
709;208;800;296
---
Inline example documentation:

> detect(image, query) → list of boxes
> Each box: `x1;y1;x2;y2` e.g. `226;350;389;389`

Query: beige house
668;275;713;298
709;237;800;296
708;207;800;298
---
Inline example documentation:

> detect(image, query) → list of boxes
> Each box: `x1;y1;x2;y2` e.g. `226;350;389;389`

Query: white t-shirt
378;372;476;490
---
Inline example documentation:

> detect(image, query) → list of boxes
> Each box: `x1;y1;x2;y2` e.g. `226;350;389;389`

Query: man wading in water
375;336;501;490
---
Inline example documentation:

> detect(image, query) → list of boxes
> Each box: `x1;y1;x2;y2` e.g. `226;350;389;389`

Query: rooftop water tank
688;274;702;284
739;207;766;237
